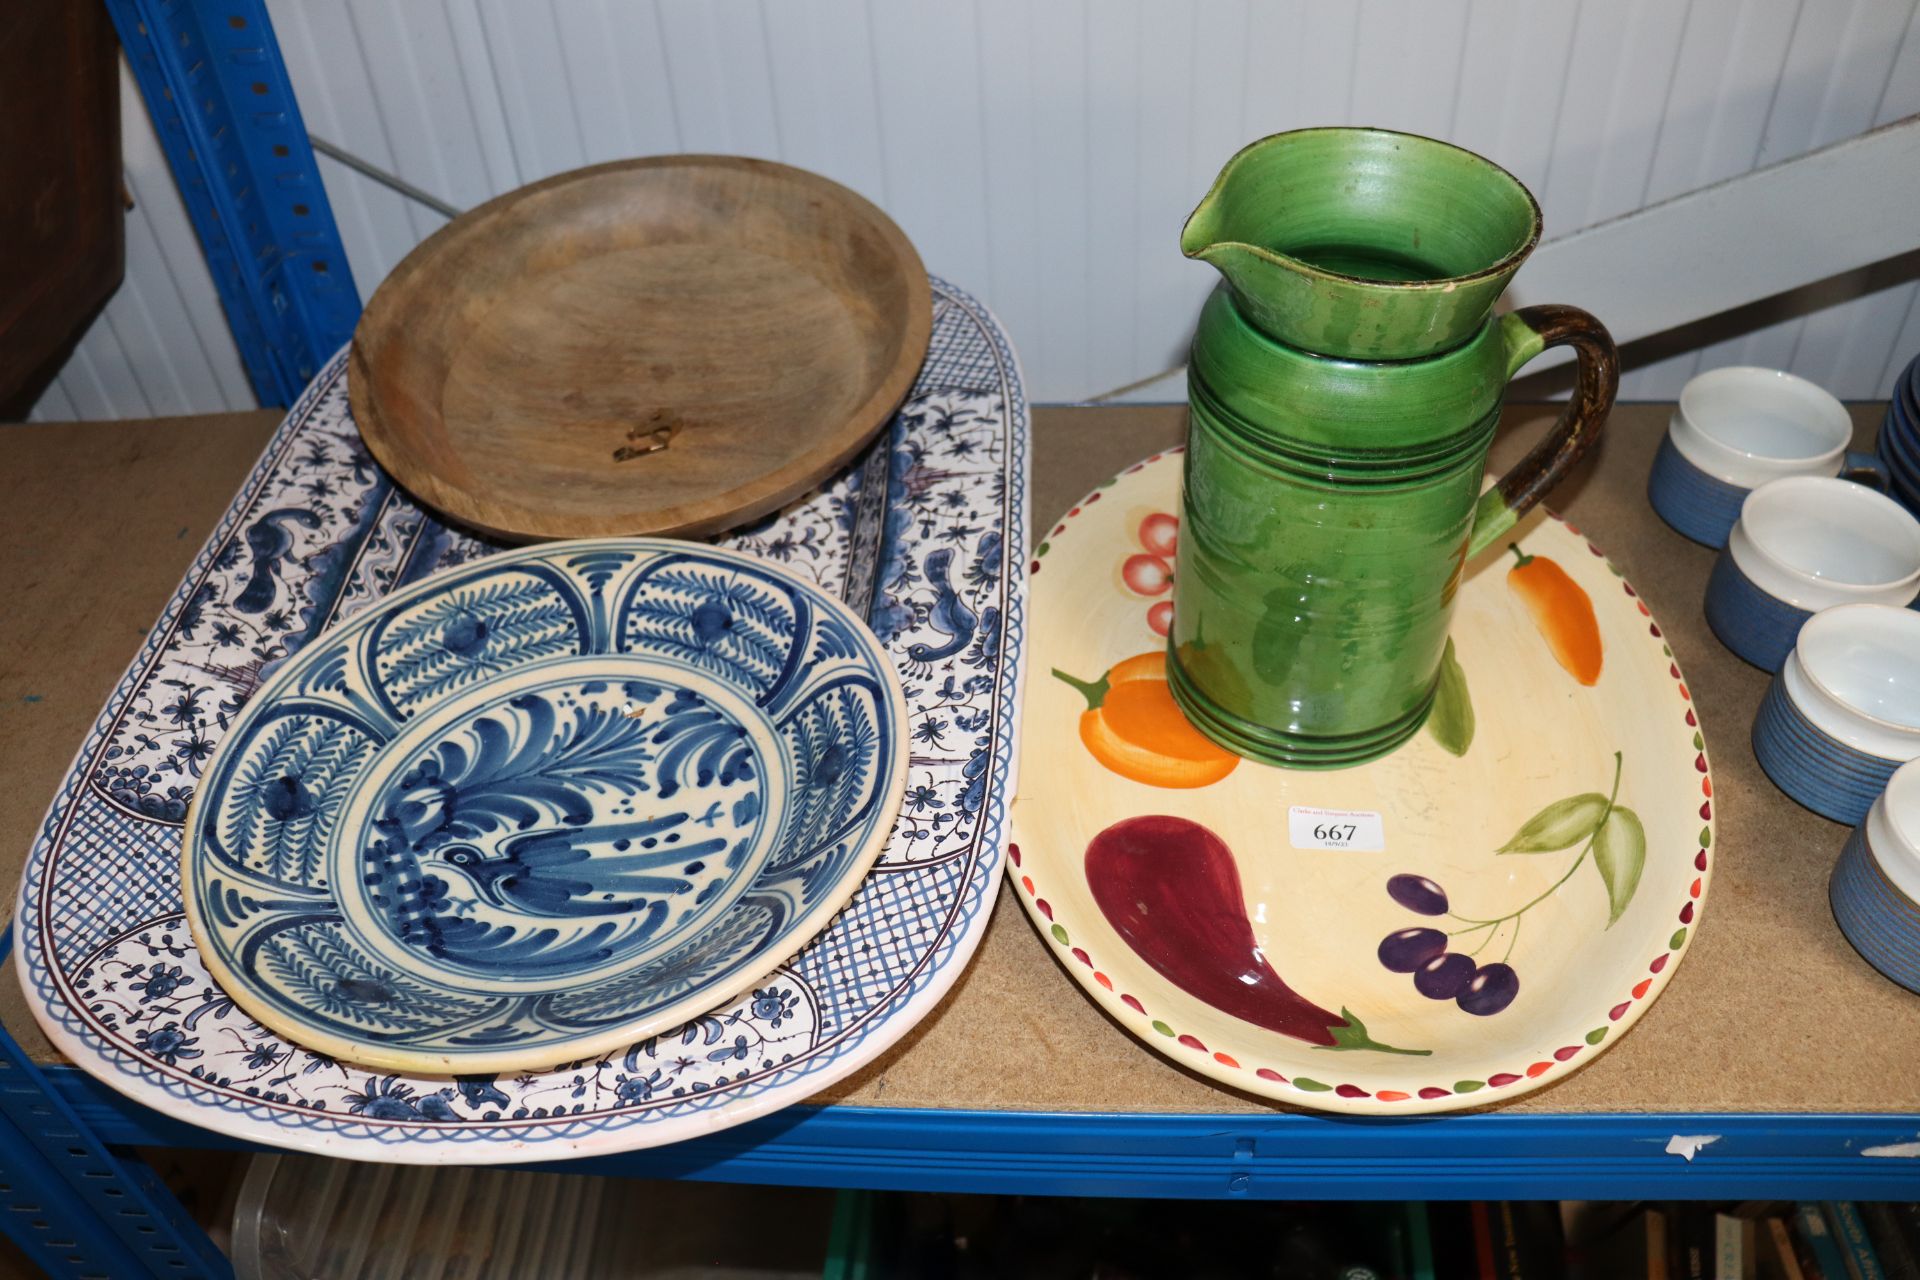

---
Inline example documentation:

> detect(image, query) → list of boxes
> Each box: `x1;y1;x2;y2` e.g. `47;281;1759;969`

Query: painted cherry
1138;512;1179;557
1122;554;1173;596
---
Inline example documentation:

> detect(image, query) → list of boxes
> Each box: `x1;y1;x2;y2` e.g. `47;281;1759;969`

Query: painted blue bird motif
234;507;322;613
429;812;730;919
455;1076;511;1111
905;547;979;663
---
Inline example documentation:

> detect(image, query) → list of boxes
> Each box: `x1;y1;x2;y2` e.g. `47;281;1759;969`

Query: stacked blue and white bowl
1655;360;1920;996
1652;364;1920;824
1876;354;1920;516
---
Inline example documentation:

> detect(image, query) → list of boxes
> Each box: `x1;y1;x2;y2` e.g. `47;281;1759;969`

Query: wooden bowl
348;156;931;541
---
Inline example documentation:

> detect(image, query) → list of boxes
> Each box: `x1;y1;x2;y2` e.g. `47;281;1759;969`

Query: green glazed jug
1169;128;1618;769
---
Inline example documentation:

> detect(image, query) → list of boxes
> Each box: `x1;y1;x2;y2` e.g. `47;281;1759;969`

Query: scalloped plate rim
180;536;911;1075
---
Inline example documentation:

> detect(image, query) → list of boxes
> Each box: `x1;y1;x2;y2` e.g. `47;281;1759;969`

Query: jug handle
1465;305;1619;561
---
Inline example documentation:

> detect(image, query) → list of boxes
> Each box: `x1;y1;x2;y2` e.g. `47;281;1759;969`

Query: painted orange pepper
1052;652;1238;788
1507;544;1602;686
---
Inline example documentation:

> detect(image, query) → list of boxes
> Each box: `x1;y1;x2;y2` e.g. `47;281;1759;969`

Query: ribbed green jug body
1170;288;1513;767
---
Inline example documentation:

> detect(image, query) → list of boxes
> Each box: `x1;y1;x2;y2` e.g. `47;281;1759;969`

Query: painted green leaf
1318;1007;1431;1057
1292;1077;1333;1092
1453;1080;1486;1094
1497;792;1610;853
1428;637;1475;757
1593;804;1647;927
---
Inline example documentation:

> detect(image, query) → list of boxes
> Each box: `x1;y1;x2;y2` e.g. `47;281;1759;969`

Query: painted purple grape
1386;873;1449;916
1457;963;1520;1016
1412;952;1475;1000
1377;928;1448;974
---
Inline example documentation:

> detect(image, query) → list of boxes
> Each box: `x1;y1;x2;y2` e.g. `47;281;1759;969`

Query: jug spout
1179;234;1326;351
1180;128;1542;361
1177;194;1230;267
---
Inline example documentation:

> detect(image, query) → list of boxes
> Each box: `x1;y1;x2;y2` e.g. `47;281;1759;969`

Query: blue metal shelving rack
4;1;1919;1274
110;0;360;407
48;1063;1920;1202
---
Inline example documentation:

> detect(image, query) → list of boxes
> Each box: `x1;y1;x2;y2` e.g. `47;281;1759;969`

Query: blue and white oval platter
182;539;909;1074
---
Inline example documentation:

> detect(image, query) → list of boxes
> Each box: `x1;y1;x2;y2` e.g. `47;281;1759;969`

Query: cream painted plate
1010;449;1714;1114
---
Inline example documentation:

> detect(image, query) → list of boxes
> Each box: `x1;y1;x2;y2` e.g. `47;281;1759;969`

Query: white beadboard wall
26;0;1920;419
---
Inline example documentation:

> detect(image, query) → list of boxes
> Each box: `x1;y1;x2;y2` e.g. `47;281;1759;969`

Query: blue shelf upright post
103;0;363;405
0;1;361;1269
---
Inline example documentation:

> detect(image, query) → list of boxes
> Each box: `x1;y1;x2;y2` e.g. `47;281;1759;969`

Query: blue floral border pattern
16;279;1028;1160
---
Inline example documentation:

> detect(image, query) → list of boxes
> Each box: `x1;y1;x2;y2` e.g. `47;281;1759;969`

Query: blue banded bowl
1648;434;1750;548
1753;605;1920;826
1706;477;1920;673
1704;553;1810;673
1877;433;1920;512
1884;393;1920;460
1881;394;1920;487
1830;761;1920;995
1653;367;1875;548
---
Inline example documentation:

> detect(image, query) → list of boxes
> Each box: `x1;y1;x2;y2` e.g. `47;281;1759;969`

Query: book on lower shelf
1824;1202;1888;1280
1667;1204;1757;1280
1792;1202;1868;1280
1761;1215;1809;1280
1717;1213;1758;1280
1580;1205;1670;1280
1427;1201;1566;1279
831;1197;1920;1279
1862;1202;1920;1280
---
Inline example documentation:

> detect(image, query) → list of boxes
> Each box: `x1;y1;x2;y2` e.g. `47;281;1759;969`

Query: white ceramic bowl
1729;476;1920;611
1755;605;1920;824
1783;604;1920;760
1831;758;1920;993
1671;366;1857;486
1867;760;1920;904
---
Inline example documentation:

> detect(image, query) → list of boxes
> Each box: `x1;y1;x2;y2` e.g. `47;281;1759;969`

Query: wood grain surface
349;156;930;542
